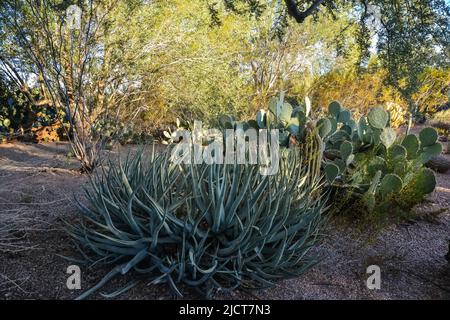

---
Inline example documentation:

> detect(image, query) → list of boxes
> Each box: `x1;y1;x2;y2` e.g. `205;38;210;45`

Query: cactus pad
380;174;403;196
401;134;419;159
317;118;332;138
414;168;436;194
368;106;389;129
328;101;341;118
380;127;397;148
325;163;340;183
419;127;438;147
340;141;353;161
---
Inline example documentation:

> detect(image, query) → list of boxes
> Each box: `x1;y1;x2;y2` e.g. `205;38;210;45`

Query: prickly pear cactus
322;102;440;221
218;95;441;225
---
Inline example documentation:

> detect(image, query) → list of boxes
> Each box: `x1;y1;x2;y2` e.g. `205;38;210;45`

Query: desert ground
0;141;449;300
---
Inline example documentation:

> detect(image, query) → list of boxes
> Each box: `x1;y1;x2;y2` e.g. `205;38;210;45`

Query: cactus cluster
319;101;440;214
241;97;441;216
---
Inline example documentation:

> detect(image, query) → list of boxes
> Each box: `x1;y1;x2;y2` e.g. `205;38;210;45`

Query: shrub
68;140;326;299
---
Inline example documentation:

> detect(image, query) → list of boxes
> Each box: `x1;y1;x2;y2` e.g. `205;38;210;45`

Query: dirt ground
0;141;449;300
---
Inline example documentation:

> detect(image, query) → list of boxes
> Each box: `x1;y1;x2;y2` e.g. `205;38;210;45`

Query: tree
0;0;181;171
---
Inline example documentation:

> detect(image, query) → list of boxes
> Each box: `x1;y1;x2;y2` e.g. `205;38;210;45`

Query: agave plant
67;132;326;299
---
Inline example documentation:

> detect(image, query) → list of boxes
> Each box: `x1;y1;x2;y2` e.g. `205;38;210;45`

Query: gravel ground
0;141;449;300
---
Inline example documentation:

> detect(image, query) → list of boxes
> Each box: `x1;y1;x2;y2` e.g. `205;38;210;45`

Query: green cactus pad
401;134;419;159
372;128;382;145
340;141;353;161
338;109;351;123
419;127;438;147
390;144;407;159
393;161;407;176
328;117;338;134
380;127;397;148
414;168;436;194
357;116;368;140
380;174;403;196
347;119;356;130
420;143;442;163
341;125;353;136
328;101;341;118
368;106;389;129
317;118;332;138
329;130;351;145
362;134;374;145
325;163;340;183
334;159;347;173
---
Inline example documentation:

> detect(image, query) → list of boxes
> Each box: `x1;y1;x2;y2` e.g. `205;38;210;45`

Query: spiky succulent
68;135;326;299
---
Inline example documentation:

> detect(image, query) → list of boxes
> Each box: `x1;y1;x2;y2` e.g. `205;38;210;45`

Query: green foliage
68;145;325;299
325;163;339;183
0;81;33;133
